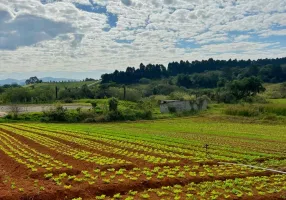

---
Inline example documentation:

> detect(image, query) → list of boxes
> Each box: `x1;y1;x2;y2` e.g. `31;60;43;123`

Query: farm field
0;118;286;200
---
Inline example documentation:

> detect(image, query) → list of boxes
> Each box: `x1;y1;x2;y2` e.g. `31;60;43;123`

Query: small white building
160;99;208;113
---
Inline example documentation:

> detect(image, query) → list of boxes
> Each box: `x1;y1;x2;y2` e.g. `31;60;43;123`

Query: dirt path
0;104;92;114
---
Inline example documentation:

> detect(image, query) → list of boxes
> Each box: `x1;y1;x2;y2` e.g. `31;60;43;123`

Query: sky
0;0;286;80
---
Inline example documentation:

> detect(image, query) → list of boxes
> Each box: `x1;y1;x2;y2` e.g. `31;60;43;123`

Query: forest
101;57;286;86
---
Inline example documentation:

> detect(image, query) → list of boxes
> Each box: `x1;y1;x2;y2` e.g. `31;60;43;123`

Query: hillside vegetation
0;57;286;123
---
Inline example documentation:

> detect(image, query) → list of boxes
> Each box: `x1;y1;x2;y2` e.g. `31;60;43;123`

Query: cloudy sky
0;0;286;80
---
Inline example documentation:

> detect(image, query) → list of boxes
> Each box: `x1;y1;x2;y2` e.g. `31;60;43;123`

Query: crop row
10;125;181;165
20;124;265;163
0;125;129;166
102;174;286;200
48;164;266;188
0;130;71;173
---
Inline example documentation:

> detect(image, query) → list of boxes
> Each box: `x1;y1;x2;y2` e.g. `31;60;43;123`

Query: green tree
228;77;265;100
25;76;42;85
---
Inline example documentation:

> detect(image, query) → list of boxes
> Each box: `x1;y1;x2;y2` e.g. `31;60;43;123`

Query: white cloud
259;29;286;37
199;42;278;53
0;0;286;78
234;35;251;42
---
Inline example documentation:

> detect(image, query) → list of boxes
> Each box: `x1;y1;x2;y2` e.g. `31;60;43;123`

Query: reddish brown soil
0;127;132;171
0;142;64;200
0;124;285;200
9;125;219;167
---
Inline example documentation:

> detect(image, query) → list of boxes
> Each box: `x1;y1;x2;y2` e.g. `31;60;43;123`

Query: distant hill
0;77;79;86
0;79;25;86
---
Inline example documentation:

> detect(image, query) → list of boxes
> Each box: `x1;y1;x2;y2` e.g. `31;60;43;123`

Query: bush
225;105;260;117
261;113;278;121
104;87;142;102
263;104;286;116
153;84;178;95
106;110;124;121
140;110;153;119
62;98;73;103
169;92;196;101
216;91;237;104
83;118;97;123
43;105;68;122
78;110;97;121
139;78;151;84
225;104;286;117
91;102;97;110
109;97;118;111
242;95;268;104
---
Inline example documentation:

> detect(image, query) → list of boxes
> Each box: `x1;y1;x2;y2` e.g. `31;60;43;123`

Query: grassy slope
260;83;284;99
269;99;286;104
25;81;99;89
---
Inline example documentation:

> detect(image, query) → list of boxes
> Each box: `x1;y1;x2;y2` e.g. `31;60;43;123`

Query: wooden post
123;85;126;100
55;86;59;99
204;144;209;157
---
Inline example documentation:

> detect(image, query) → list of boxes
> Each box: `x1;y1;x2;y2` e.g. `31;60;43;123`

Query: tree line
101;57;286;85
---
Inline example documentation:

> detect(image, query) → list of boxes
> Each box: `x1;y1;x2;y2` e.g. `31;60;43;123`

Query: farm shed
160;99;208;113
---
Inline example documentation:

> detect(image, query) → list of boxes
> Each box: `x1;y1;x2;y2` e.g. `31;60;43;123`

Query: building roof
160;100;183;104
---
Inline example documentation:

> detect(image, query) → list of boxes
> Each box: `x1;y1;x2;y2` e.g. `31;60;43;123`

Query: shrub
62;98;73;103
140;110;153;120
139;78;151;84
78;110;97;121
169;92;196;101
242;95;268;104
263;104;286;116
43;105;68;122
107;110;124;121
261;113;278;121
83;118;96;123
153;84;178;95
216;91;237;104
104;87;142;102
109;97;118;111
225;105;260;117
91;102;97;110
225;104;286;117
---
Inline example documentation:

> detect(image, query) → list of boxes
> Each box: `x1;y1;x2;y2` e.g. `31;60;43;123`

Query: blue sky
0;0;286;80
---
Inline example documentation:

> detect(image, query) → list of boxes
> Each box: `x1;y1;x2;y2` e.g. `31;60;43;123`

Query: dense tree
177;74;193;88
25;76;42;85
101;57;286;85
228;77;266;100
85;78;96;81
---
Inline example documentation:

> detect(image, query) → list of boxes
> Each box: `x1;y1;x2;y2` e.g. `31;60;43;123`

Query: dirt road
0;104;92;115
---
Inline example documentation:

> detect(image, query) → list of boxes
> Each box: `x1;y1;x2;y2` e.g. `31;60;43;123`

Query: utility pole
123;85;126;100
55;86;59;99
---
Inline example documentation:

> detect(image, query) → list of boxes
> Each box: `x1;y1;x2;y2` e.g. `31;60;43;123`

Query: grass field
0;117;285;199
25;81;99;89
269;99;286;104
